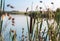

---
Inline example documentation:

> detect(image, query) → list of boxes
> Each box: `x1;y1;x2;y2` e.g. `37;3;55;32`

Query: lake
2;15;30;41
2;14;56;41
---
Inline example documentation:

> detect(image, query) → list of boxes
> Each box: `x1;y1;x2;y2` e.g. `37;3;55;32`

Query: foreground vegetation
0;8;60;41
24;8;60;41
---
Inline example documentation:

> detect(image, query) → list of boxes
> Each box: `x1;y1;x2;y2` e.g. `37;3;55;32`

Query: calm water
2;15;30;41
2;14;52;41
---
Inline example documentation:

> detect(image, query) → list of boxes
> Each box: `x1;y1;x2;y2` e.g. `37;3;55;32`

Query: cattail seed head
12;23;15;26
12;18;15;20
12;20;15;23
8;16;12;20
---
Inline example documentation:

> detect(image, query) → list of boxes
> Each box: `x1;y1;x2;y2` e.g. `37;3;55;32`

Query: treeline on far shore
0;8;60;17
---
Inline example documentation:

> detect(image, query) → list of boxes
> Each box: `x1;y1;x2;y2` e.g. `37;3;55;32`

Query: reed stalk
26;16;30;41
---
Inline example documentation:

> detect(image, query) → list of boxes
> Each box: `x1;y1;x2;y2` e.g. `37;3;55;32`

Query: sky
5;0;60;11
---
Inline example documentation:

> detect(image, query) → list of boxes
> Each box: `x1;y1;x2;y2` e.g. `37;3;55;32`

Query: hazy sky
5;0;60;11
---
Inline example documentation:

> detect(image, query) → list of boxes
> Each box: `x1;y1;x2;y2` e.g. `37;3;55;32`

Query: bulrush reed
1;8;60;41
0;12;17;41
